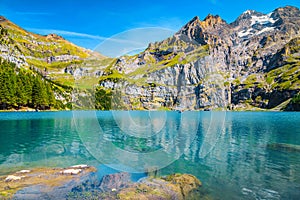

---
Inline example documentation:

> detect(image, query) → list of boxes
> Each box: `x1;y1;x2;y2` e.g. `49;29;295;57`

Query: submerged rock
267;143;300;152
99;172;132;192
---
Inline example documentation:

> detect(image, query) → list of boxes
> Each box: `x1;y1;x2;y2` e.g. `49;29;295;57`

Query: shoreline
0;109;298;112
0;165;205;199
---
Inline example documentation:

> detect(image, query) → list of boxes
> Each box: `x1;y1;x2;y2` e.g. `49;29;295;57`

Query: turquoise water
0;111;299;199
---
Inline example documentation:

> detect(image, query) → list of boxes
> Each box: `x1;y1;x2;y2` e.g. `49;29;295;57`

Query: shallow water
0;111;299;199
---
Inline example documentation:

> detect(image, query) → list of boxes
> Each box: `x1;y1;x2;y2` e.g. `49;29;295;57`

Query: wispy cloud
16;11;53;16
27;27;174;57
27;28;145;45
28;28;106;40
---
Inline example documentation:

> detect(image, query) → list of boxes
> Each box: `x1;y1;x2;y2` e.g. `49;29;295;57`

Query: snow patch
238;28;254;37
255;27;275;35
251;14;277;26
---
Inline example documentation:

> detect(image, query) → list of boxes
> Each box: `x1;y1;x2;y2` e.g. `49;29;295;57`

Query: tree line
0;58;56;110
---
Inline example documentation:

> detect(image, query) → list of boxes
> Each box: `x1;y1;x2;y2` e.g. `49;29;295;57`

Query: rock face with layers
98;6;300;111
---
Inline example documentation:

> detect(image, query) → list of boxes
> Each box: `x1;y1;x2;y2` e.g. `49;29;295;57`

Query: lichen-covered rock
117;173;203;200
163;173;202;199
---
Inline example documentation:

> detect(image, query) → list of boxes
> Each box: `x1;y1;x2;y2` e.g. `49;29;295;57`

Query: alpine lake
0;111;299;199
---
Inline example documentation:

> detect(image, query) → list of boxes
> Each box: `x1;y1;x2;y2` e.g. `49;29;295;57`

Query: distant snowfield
250;12;277;26
238;12;278;38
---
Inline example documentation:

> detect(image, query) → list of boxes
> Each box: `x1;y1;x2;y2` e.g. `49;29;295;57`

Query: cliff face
99;6;300;111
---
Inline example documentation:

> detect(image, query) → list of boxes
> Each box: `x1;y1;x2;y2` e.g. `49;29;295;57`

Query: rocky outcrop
1;166;204;200
0;16;7;23
0;165;96;199
68;173;206;200
46;33;65;40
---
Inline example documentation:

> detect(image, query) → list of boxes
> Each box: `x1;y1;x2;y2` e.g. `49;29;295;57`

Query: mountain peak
201;14;225;28
177;16;201;34
187;16;201;26
275;5;300;12
191;16;200;22
242;10;256;15
273;5;300;18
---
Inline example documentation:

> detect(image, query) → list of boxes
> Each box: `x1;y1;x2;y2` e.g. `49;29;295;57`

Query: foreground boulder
118;174;202;200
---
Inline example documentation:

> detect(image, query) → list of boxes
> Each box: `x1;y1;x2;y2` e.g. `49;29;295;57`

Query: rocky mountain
0;16;111;109
97;5;300;111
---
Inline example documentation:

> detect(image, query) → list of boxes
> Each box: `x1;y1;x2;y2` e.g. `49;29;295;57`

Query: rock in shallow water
1;166;206;200
67;173;207;200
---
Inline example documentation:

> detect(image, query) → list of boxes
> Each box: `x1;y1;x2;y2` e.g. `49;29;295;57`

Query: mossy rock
118;173;203;200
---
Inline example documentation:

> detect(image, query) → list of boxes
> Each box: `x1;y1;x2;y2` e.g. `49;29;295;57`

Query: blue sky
0;0;299;55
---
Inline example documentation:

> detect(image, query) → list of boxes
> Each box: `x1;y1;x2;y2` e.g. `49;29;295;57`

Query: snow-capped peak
243;10;254;15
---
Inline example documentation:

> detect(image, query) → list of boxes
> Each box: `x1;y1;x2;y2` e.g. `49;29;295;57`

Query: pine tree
32;76;48;109
46;83;55;108
15;70;28;108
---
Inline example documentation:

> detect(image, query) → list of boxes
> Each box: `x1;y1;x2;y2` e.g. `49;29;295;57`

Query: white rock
17;170;31;174
5;175;22;182
70;164;89;169
60;169;82;175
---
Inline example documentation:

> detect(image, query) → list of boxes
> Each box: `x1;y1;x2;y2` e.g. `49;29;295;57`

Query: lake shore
0;165;206;200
